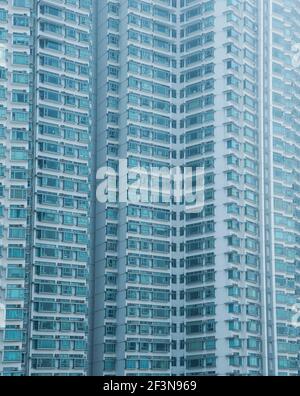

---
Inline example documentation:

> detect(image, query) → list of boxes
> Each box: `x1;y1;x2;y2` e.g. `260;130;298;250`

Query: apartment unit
0;0;92;375
90;0;300;376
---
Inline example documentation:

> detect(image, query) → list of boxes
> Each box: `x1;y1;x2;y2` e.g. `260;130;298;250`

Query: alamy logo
96;160;205;213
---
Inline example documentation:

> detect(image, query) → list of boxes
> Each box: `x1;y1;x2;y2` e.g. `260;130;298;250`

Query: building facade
90;0;300;376
0;0;92;375
261;0;300;375
0;0;299;377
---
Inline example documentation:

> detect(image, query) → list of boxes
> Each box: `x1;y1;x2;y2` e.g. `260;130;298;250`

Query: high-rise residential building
262;0;300;376
90;0;300;377
0;0;300;378
0;0;92;376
